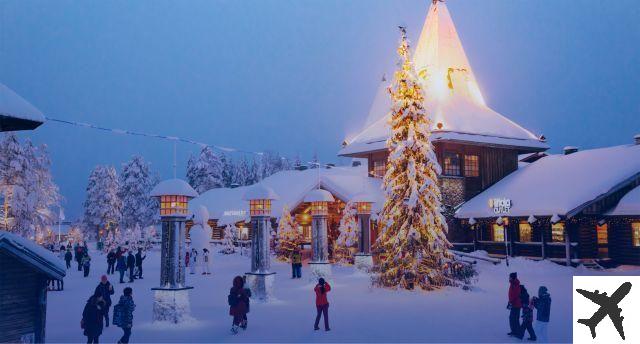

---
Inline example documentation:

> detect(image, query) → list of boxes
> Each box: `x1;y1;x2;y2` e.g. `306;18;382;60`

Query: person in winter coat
190;248;198;275
94;275;115;327
202;248;211;275
116;251;127;283
516;285;536;341
65;248;73;269
185;249;190;268
533;286;551;343
115;287;136;344
507;272;522;337
228;276;251;334
314;277;331;331
135;248;146;279
81;290;106;344
75;244;83;271
291;249;302;279
82;254;92;277
107;250;116;275
126;251;136;283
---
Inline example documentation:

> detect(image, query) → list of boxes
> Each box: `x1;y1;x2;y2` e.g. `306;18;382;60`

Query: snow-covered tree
247;156;263;185
372;28;461;290
186;146;224;194
220;224;236;254
83;165;121;240
221;153;234;187
276;205;299;261
118;156;158;230
232;156;251;186
335;201;358;264
309;152;319;169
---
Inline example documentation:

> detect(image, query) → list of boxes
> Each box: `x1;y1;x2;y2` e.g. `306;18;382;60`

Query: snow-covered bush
220;224;236;254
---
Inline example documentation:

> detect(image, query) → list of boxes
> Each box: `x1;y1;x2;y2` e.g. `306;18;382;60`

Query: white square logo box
573;276;640;343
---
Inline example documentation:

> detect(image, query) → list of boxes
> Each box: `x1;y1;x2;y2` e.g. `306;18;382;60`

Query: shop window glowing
632;222;640;247
356;202;372;215
464;155;479;177
443;152;461;176
551;222;565;243
492;223;504;242
519;222;532;242
310;201;329;216
159;195;188;216
596;224;608;244
249;199;272;216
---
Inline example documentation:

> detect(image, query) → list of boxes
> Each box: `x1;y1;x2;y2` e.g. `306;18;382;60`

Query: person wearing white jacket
202;248;211;275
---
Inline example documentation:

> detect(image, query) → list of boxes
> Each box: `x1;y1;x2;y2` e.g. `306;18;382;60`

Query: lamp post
149;178;198;323
243;184;279;302
351;193;374;270
304;189;334;279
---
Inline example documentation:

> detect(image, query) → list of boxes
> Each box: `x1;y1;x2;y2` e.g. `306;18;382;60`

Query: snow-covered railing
450;250;501;265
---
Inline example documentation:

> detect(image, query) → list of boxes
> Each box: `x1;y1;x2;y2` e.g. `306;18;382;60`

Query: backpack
228;293;238;307
112;303;123;327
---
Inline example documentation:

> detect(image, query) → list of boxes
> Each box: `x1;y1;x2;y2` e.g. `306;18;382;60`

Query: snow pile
608;185;640;216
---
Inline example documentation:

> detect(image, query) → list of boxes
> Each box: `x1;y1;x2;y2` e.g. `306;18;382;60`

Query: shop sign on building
489;198;512;214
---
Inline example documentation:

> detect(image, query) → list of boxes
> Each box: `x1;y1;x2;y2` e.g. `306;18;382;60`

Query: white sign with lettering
488;198;512;214
223;210;247;217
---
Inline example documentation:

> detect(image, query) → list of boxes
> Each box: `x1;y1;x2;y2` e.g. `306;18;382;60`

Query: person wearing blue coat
116;251;127;283
533;286;551;343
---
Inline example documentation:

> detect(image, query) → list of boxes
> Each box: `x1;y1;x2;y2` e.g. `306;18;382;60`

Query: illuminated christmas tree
372;27;459;290
275;205;300;261
334;201;358;264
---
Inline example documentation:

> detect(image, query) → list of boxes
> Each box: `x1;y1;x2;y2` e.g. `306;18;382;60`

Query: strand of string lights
44;116;264;156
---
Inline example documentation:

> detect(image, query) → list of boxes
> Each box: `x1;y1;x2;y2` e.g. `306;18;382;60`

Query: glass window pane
632;222;640;247
493;224;504;242
519;222;532;242
551;223;565;242
443;152;461;176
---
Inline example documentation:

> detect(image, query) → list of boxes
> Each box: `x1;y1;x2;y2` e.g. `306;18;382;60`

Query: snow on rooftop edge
0;230;66;276
608;185;640;216
456;144;640;219
150;178;198;198
0;83;45;122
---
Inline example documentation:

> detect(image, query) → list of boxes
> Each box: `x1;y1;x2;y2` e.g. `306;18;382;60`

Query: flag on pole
59;208;65;221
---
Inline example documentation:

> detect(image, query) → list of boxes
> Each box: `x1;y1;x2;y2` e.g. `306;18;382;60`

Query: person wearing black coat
126;251;135;283
135;248;146;279
65;249;73;269
107;250;116;275
94;275;115;327
116;251;127;283
82;290;106;344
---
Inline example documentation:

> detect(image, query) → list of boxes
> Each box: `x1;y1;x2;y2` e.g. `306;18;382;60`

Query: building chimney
635;134;640;145
563;146;579;155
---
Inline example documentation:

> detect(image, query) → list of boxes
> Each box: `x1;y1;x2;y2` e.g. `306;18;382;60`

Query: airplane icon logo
576;282;632;340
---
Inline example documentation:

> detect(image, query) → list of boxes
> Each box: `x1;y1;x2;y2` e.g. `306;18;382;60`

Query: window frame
492;223;505;242
518;221;532;242
464;154;480;177
551;222;565;243
632;222;640;247
443;151;461;176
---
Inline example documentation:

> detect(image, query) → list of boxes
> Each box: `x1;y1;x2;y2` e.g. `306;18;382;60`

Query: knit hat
509;272;517;279
101;275;108;282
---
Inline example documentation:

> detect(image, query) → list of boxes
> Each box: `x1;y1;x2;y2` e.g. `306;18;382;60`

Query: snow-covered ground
46;246;639;343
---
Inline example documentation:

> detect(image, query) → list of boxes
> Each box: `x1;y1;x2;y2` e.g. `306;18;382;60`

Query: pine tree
118;156;158;230
186;146;224;194
83;166;121;240
220;153;234;187
335;201;358;264
220;224;236;254
233;156;251;186
276;205;299;261
31;143;62;238
372;28;458;290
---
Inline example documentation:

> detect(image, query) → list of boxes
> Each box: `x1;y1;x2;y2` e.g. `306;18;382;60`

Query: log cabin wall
0;252;47;343
608;216;640;265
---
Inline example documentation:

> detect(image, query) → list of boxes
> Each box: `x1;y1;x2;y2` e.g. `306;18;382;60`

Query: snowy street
45;247;637;343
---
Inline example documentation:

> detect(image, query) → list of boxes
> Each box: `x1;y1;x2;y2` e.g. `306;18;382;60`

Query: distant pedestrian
228;276;251;334
81;290;106;344
185;249;190;268
126;251;135;283
107;250;116;275
135;248;145;279
113;287;136;344
82;254;92;278
64;248;73;269
116;251;127;283
75;244;83;271
202;248;211;275
94;275;115;327
291;249;302;279
507;272;522;337
314;277;331;331
190;248;197;275
533;286;551;343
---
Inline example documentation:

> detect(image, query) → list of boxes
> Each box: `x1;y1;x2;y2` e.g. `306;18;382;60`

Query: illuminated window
551;222;565;243
310;201;329;216
249;199;271;216
493;224;505;242
596;224;608;244
464;155;479;177
519;222;532;242
443;152;461;176
372;160;386;178
632;222;640;247
356;202;372;214
160;195;188;215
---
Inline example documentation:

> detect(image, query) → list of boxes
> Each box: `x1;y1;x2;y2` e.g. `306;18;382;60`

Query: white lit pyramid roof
340;1;547;156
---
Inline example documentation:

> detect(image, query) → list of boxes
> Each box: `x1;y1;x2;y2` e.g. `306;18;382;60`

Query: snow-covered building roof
304;189;335;203
189;166;384;226
0;83;45;132
455;144;640;219
608;186;640;216
243;184;280;201
340;1;547;157
0;230;66;280
150;178;198;198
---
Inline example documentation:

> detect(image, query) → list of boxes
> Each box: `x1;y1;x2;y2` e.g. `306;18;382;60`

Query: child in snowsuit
533;286;551;343
314;278;331;331
517;285;536;341
228;276;251;334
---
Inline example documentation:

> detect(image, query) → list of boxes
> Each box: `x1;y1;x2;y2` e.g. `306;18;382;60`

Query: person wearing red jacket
507;272;522;337
314;278;331;331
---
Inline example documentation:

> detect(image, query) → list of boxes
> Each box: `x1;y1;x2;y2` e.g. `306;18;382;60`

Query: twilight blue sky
1;0;639;219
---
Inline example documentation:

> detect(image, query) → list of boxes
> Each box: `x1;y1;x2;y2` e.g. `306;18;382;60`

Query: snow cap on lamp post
527;215;537;224
304;189;335;216
243;184;279;217
351;192;374;215
150;178;198;217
